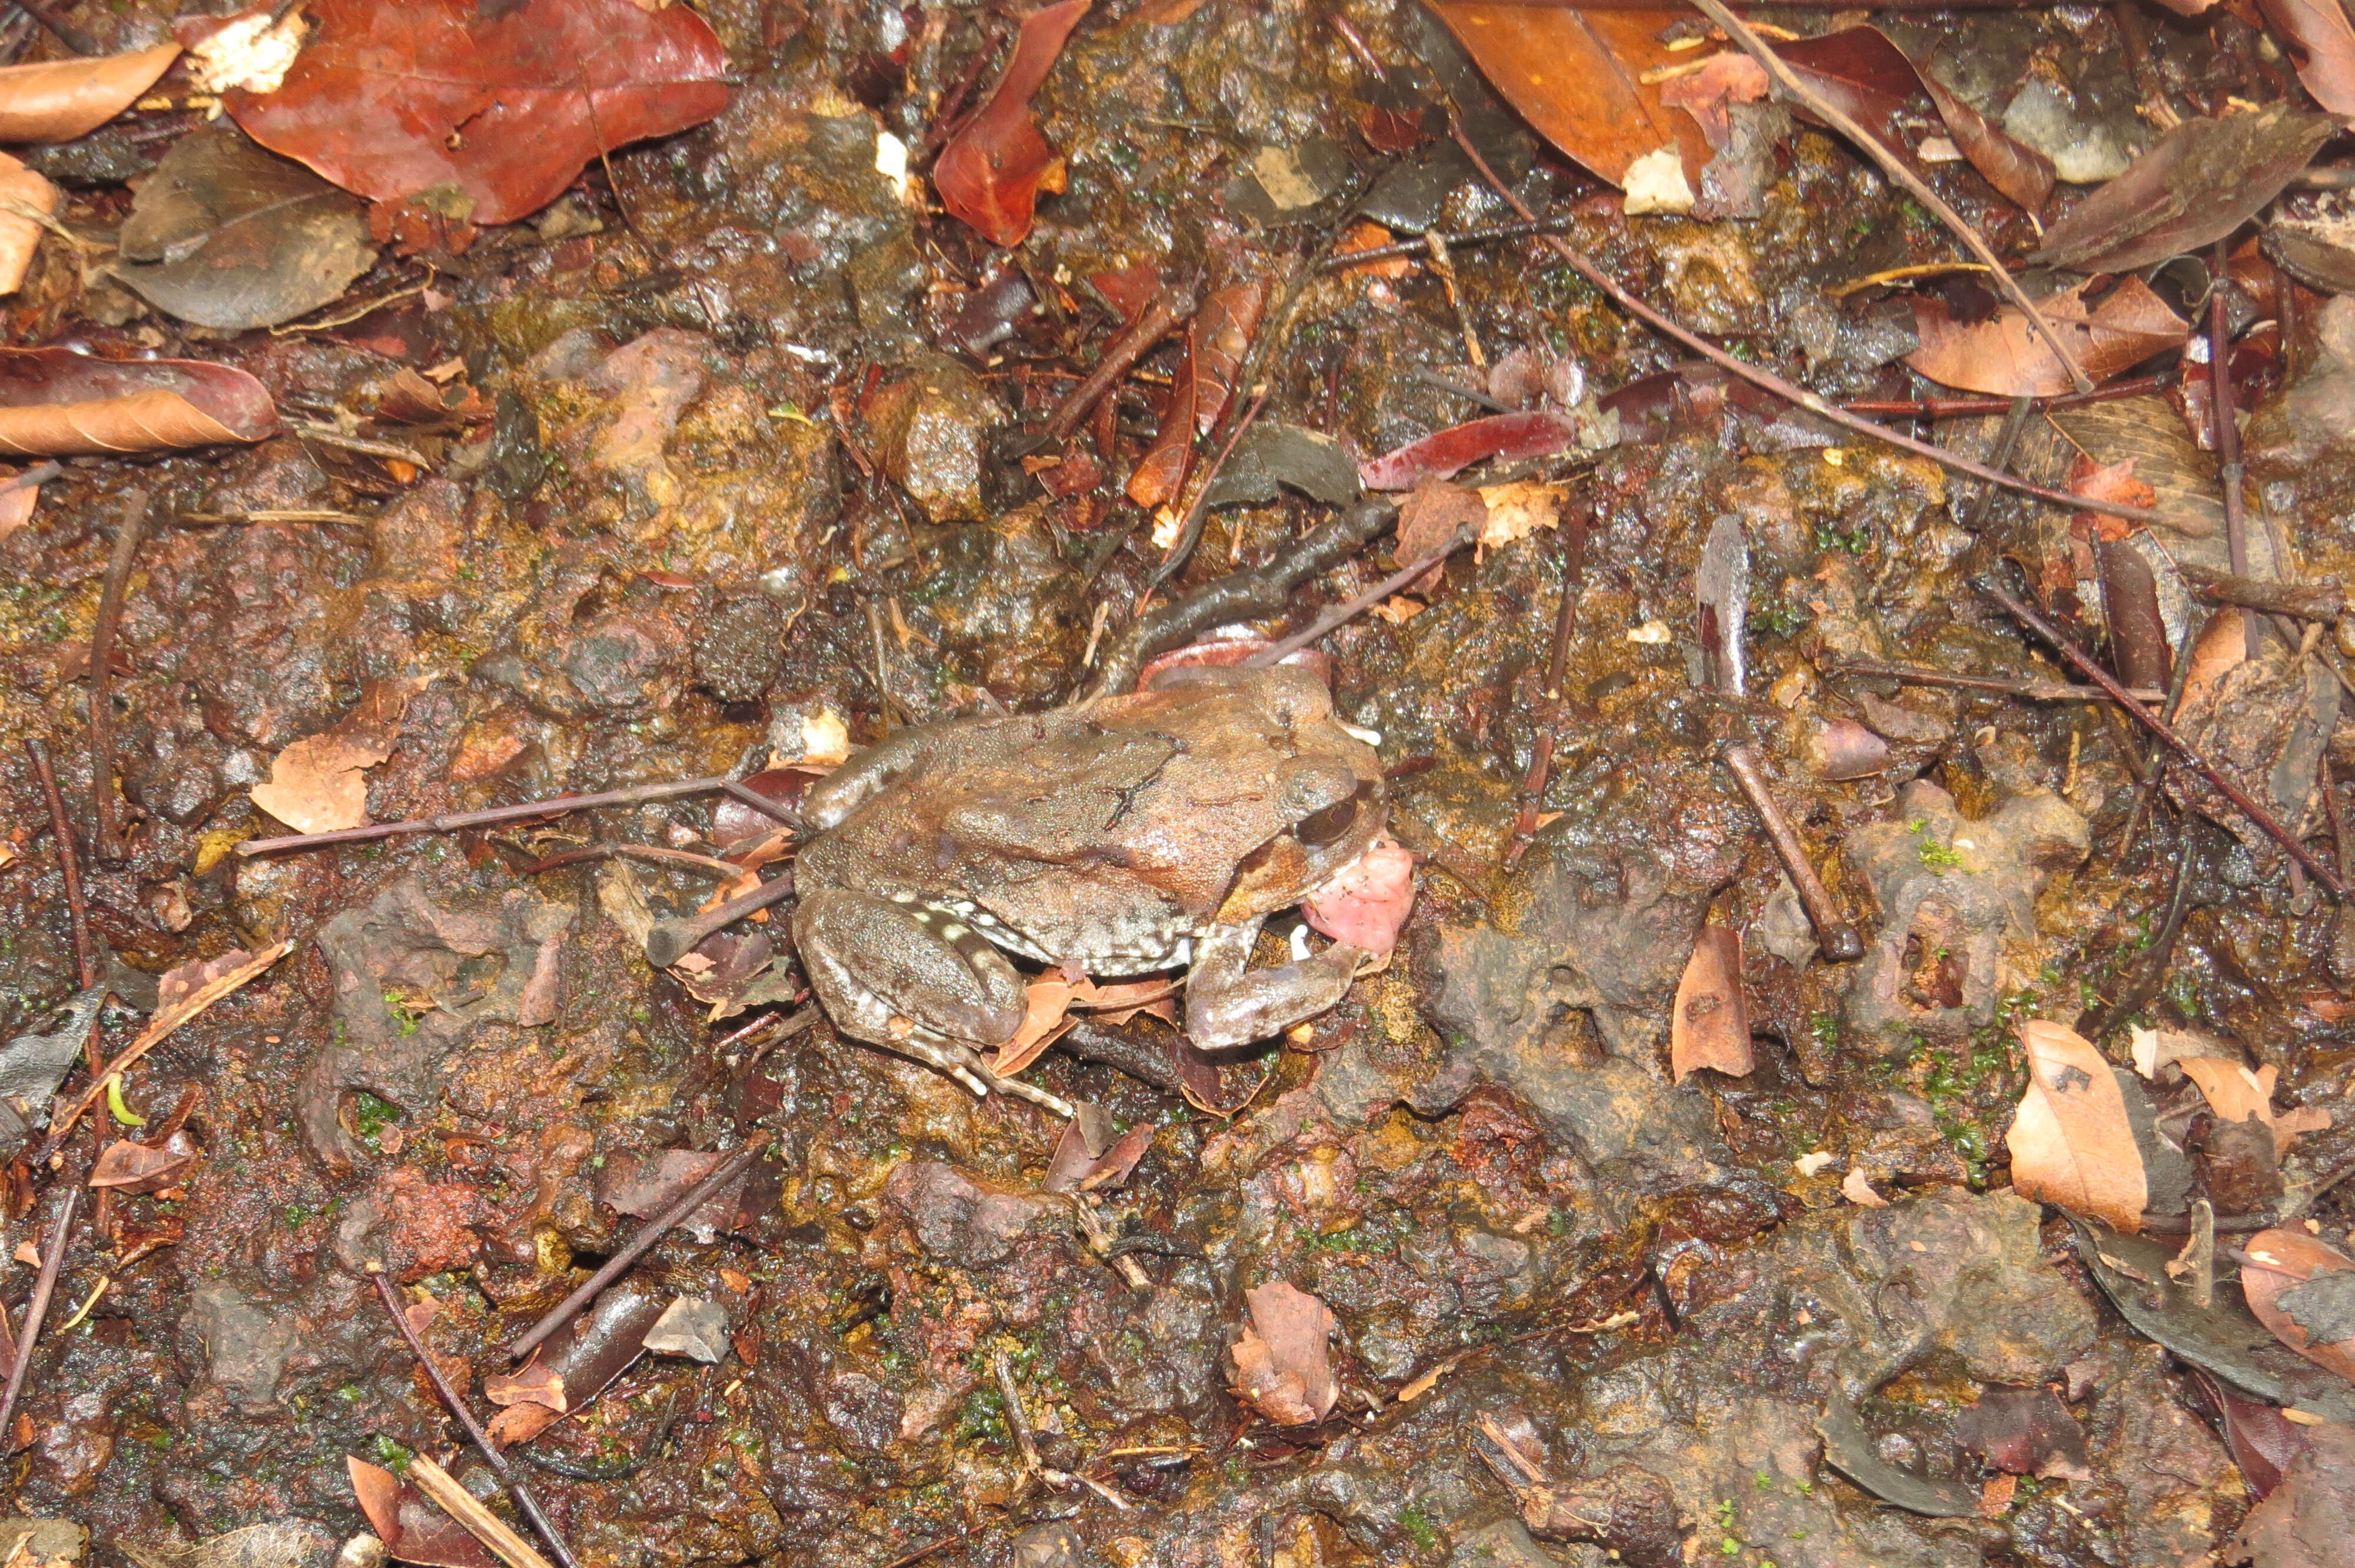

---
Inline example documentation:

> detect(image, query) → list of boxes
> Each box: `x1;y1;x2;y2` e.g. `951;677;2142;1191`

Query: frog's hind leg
795;888;1068;1108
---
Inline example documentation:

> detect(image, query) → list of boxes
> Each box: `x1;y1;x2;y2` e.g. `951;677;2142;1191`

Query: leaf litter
6;1;2355;1561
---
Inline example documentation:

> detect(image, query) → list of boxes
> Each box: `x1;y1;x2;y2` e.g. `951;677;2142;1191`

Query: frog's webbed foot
793;887;1031;1089
1183;915;1365;1050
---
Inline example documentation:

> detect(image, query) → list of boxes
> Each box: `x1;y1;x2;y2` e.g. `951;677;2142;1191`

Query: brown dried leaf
2228;1420;2355;1566
0;154;59;298
2180;607;2251;712
2240;1229;2355;1387
250;682;412;834
1840;1166;1890;1208
1429;4;1706;191
933;0;1091;247
1671;926;1752;1083
347;1457;502;1568
0;43;181;143
482;1357;567;1413
2178;1056;2277;1127
2029;107;2341;274
2005;1019;2148;1231
2257;0;2355;115
88;1132;198;1194
1658;52;1767;150
1228;1280;1337;1426
1041;1118;1153;1194
1127;323;1199;512
1193;278;1268;434
0;349;280;457
987;978;1084;1078
1908;277;2190;397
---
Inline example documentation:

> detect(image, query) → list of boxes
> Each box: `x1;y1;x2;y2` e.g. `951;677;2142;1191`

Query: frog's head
1202;666;1389;924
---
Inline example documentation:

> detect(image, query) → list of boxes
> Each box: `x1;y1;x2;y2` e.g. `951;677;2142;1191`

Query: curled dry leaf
1671;926;1752;1083
2067;456;2158;543
1126;323;1198;511
1908;276;2190;398
1228;1280;1338;1426
0;154;59;298
250;683;412;834
228;0;729;227
2240;1229;2355;1386
346;1456;501;1568
0;43;181;143
2176;1056;2330;1155
0;349;280;457
2029;107;2341;274
1429;4;1705;192
1192;278;1268;434
1360;410;1594;490
1041;1118;1153;1194
1391;476;1488;588
88;1132;198;1194
2005;1019;2148;1231
934;0;1092;247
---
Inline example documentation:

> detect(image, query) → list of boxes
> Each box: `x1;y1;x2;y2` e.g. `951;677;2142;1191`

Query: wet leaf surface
111;125;375;331
1908;276;2190;397
933;0;1092;247
0;349;278;454
0;43;181;143
228;0;729;225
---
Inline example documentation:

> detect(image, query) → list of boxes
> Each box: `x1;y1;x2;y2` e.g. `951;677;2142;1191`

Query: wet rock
867;353;1006;524
187;1284;298;1414
1841;778;2088;1056
559;613;691;716
884;1159;1048;1265
38;1391;114;1496
909;507;1089;705
1519;1464;1681;1568
2247;296;2355;478
299;879;574;1168
331;1167;493;1280
818;1368;903;1454
1448;1517;1601;1568
2086;1343;2243;1568
692;593;785;704
1424;842;1722;1199
645;1296;731;1363
1008;1522;1086;1568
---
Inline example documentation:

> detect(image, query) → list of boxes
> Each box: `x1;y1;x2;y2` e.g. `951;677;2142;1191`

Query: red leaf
2067;456;2157;543
0;348;278;456
1192;279;1268;434
227;0;729;227
88;1134;198;1194
933;0;1092;247
1359;411;1584;491
1907;277;2190;398
1228;1281;1338;1426
1126;323;1198;510
2258;0;2355;114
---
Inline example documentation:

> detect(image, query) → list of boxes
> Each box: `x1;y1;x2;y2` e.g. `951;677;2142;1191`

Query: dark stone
693;594;786;704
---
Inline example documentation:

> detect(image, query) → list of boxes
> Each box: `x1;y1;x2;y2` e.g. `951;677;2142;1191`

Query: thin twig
1041;284;1195;443
238;776;744;856
1;460;61;494
88;491;147;862
1976;576;2347;898
370;1273;579;1568
0;1182;80;1450
10;0;98;53
288;421;433;467
2210;242;2255;656
1828;657;2163;703
1688;0;2089;394
1720;743;1866;961
1505;509;1590;870
1243;523;1478;666
1314;215;1575;271
406;1455;554;1568
639;871;797;969
2075;828;2197;1037
1843;371;2175;420
1143;390;1269;593
25;739;94;991
2116;603;2204;862
1445;127;2169;528
505;1135;773;1364
512;843;747;880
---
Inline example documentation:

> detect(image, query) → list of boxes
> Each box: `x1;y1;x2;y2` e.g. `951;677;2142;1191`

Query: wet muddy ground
2;2;2354;1566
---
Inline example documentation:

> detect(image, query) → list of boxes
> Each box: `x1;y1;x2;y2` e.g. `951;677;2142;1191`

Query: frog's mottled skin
791;664;1387;1098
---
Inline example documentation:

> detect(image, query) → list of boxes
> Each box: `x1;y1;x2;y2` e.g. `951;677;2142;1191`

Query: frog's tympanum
791;663;1394;1098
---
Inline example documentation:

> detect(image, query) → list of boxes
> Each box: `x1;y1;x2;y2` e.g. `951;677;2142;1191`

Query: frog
790;662;1391;1104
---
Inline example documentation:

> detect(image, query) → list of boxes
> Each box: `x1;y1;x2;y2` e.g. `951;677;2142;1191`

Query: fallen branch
372;1271;579;1568
88;490;147;861
0;1182;79;1449
1976;576;2347;899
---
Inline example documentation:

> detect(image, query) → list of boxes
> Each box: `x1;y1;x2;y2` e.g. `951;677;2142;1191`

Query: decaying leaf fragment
0;154;61;298
2240;1229;2355;1387
250;682;414;834
1228;1280;1338;1426
2005;1020;2148;1231
0;349;280;457
1908;276;2190;398
1671;926;1752;1082
2177;1057;2333;1156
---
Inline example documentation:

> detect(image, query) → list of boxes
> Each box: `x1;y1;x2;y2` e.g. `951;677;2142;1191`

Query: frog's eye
1297;782;1373;848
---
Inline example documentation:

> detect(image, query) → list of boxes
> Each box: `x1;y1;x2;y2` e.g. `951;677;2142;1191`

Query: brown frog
791;663;1388;1102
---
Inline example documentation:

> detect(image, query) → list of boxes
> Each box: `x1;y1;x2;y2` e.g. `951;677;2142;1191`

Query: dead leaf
987;977;1086;1078
2228;1418;2355;1566
1429;4;1706;191
934;0;1092;247
0;154;59;298
1192;278;1268;434
88;1132;198;1194
1476;480;1567;549
2258;0;2355;114
0;349;280;457
2178;1056;2277;1127
1126;322;1198;511
1360;410;1595;490
2180;607;2251;712
2240;1229;2355;1386
2029;107;2341;274
1041;1118;1153;1194
2067;456;2158;543
111;124;376;331
1301;833;1416;955
0;43;182;142
1657;52;1769;150
1955;1385;2093;1481
228;0;729;227
1840;1166;1890;1208
251;682;413;833
1775;26;2054;215
1392;476;1487;586
2005;1019;2148;1231
1334;220;1413;280
1907;276;2190;397
1228;1280;1338;1426
1671;926;1752;1082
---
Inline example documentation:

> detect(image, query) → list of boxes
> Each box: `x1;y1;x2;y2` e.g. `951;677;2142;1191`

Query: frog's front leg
1183;915;1364;1050
794;888;1029;1098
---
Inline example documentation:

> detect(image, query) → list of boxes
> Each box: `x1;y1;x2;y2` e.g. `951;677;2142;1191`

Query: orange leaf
2239;1228;2355;1386
1228;1281;1337;1426
1907;277;2190;397
2005;1020;2148;1231
0;348;280;457
0;43;181;142
933;0;1092;247
985;978;1083;1078
1671;927;1752;1083
1429;4;1707;192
